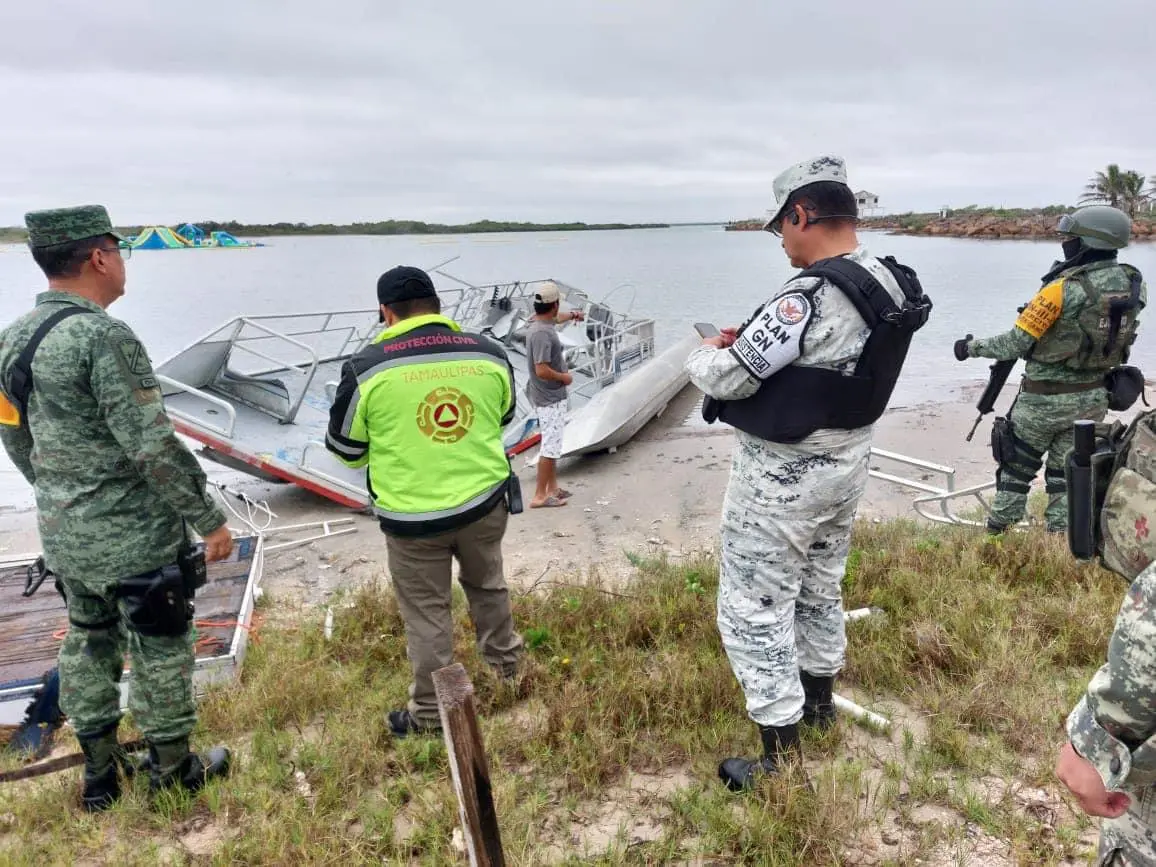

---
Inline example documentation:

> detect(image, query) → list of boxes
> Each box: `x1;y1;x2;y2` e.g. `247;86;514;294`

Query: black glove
953;334;973;361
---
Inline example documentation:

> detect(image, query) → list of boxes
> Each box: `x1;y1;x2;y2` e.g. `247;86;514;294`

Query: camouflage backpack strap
1;306;94;427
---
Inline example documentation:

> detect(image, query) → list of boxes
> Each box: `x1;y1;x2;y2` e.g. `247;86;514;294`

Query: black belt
1021;377;1104;396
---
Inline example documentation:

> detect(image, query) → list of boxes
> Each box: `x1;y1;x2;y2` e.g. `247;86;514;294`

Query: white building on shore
855;190;880;216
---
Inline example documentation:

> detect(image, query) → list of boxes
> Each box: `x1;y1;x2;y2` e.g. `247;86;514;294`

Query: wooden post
432;663;506;867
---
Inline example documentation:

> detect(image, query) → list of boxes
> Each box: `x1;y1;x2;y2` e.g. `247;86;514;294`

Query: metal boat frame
154;271;697;509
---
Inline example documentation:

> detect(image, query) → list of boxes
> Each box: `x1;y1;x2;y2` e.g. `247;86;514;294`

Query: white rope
210;481;276;534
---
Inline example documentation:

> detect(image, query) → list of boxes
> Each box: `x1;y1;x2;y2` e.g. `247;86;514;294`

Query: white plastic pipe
833;694;892;731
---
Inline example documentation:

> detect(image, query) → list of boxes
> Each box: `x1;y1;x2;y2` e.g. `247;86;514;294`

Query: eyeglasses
765;210;858;237
765;206;803;237
100;245;131;260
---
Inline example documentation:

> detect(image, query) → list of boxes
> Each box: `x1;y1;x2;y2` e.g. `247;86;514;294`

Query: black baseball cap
377;266;437;307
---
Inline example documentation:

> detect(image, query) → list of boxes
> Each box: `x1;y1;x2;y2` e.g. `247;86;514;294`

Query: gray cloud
1;1;1153;224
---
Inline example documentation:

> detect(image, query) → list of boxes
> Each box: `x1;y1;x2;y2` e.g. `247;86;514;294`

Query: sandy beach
0;384;1044;602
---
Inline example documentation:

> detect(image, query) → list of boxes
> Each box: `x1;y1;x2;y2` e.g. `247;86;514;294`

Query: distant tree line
0;219;670;243
193;219;670;237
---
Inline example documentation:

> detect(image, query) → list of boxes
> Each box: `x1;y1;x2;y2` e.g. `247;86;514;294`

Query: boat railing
865;450;1013;528
156;374;239;439
299;440;374;502
158;310;381;428
566;318;658;402
910;480;1006;527
207;320;318;425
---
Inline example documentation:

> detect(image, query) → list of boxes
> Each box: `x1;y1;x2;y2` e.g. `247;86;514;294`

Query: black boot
718;723;801;792
148;737;232;796
985;519;1007;536
800;672;837;732
117;747;153;780
78;722;122;812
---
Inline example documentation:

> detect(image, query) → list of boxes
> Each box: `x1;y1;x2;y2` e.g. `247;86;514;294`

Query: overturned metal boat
155;270;697;509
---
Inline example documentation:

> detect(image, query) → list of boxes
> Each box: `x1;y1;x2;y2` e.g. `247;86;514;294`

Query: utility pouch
990;416;1017;465
118;566;192;637
506;470;524;515
701;395;721;424
1104;365;1147;412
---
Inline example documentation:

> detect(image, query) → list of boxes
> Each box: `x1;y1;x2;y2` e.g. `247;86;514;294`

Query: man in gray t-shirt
526;281;583;507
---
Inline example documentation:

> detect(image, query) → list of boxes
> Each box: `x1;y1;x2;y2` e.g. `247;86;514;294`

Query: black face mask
1062;237;1085;260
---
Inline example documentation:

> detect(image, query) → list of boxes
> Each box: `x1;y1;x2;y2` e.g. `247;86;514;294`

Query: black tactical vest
710;256;932;444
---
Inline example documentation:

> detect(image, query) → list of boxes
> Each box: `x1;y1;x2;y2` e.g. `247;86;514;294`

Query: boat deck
163;356;369;498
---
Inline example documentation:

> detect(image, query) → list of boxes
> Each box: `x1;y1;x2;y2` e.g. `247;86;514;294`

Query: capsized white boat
154;268;697;509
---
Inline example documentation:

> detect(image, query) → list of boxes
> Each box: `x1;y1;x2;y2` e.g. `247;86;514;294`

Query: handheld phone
694;322;721;338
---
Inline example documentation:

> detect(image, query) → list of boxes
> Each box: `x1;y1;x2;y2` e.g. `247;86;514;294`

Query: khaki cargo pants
384;501;523;725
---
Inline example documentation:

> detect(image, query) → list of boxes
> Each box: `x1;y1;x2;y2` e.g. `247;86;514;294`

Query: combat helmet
1057;204;1132;250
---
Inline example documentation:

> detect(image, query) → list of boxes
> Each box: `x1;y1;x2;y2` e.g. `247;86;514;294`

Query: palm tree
1081;164;1127;208
1119;171;1151;218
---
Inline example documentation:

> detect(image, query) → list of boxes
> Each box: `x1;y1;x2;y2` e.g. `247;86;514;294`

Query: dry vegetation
0;520;1128;865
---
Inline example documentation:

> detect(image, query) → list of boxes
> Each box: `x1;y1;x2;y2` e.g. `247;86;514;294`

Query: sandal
530;495;568;508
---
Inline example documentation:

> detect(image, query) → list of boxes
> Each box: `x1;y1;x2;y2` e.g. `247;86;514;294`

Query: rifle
966;358;1016;442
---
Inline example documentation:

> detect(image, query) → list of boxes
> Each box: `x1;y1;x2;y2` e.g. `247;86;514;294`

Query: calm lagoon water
2;226;1154;507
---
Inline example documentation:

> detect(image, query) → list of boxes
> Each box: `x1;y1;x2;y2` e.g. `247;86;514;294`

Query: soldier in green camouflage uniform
1057;412;1156;865
955;205;1146;533
0;206;233;811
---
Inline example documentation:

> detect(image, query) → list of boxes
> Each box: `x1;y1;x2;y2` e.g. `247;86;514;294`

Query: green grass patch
0;523;1121;864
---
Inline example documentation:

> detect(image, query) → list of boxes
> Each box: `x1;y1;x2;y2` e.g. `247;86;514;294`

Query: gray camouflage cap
24;205;125;249
764;155;851;229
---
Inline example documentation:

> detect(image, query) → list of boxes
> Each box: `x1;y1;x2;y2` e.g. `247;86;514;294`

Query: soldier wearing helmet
954;205;1147;534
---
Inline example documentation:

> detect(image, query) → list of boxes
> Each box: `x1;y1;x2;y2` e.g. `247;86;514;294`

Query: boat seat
214;369;292;420
585;303;613;341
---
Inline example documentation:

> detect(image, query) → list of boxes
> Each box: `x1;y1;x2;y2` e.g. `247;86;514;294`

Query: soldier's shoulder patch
102;322;156;387
101;323;151;377
730;292;812;380
118;337;152;376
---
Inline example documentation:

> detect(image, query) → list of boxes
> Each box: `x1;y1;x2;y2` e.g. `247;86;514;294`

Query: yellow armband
1014;280;1064;339
0;392;19;427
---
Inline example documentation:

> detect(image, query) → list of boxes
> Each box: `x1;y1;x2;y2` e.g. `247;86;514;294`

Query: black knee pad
118;567;192;637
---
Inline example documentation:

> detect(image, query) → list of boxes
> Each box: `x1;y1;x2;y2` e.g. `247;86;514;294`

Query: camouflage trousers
989;389;1109;532
57;573;196;742
716;430;871;728
1096;789;1156;866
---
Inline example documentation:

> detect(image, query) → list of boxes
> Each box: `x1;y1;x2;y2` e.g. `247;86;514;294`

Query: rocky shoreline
868;213;1156;241
725;213;1156;241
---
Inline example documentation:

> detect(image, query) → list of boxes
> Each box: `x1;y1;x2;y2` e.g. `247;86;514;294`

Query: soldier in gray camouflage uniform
1057;413;1156;865
0;206;233;811
686;156;921;790
955;205;1146;534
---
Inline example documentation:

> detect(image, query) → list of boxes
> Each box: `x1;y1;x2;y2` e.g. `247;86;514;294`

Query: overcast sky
0;2;1152;225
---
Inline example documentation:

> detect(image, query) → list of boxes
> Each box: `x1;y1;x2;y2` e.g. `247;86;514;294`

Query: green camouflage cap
24;205;124;248
764;155;851;229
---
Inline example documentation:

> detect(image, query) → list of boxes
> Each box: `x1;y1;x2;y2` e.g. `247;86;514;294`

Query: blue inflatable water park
126;223;264;250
